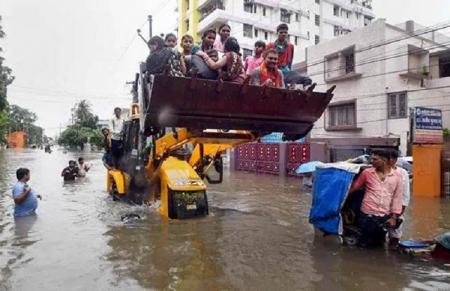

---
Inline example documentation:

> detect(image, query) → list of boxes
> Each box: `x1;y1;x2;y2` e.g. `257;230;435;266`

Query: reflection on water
0;148;449;290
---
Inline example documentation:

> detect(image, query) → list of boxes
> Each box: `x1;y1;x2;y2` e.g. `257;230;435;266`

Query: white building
306;19;450;154
179;0;375;62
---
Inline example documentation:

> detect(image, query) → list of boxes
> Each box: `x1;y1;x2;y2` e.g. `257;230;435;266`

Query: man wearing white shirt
109;107;124;168
387;149;411;247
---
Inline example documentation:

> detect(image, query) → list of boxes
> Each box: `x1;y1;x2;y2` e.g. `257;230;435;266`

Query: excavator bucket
143;75;334;138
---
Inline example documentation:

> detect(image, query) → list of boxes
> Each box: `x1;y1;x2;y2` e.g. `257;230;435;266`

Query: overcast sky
1;0;450;136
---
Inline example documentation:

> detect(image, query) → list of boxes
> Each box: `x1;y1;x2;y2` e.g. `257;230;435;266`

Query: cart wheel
343;235;359;246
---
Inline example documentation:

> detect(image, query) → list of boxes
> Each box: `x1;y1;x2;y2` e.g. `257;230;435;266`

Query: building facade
306;19;450;154
178;0;375;62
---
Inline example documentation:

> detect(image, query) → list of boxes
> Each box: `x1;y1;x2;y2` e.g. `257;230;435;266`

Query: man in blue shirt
12;168;42;217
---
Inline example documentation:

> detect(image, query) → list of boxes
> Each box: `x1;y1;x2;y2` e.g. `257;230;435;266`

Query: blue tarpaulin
260;132;306;143
309;167;355;235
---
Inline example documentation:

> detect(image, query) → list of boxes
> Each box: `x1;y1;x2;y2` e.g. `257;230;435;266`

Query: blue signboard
415;107;443;130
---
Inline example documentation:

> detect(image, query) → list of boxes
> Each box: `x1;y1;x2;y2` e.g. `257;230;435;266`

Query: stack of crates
235;143;257;171
287;143;310;176
256;143;280;175
235;142;311;176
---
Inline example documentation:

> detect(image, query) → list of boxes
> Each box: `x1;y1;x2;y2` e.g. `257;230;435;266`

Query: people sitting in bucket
213;24;231;53
244;40;266;76
12;168;42;217
180;34;194;75
250;49;286;89
164;33;178;49
61;160;80;181
77;157;90;177
197;37;246;84
145;36;184;77
348;148;403;248
191;29;216;55
267;23;312;87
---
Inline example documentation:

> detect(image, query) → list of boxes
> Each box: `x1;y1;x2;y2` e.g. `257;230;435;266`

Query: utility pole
148;15;153;39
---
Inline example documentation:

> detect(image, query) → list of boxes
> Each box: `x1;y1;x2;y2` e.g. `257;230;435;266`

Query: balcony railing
198;0;225;22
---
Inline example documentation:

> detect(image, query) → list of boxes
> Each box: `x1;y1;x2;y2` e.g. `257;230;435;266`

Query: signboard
413;107;443;144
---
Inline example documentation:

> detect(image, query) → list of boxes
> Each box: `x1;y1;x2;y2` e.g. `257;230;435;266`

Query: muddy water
0;149;449;290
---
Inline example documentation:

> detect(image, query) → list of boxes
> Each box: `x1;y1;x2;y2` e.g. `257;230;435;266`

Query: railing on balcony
199;0;225;22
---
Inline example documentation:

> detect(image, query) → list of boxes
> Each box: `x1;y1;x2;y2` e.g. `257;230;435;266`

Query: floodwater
0;149;449;291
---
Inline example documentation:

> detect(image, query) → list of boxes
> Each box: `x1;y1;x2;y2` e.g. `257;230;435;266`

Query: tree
0;111;8;143
71;100;98;129
8;104;44;145
0;16;14;112
58;126;103;149
8;104;37;131
0;15;14;144
58;100;102;149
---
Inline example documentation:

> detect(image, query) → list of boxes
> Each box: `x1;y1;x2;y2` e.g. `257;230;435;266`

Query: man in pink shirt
349;149;403;247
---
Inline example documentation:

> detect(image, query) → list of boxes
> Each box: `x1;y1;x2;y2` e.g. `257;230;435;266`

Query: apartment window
243;24;253;38
263;7;266;16
254;28;258;38
264;31;269;40
315;35;320;45
327;101;356;129
324;46;358;81
341;9;350;18
295;13;300;22
334;25;340;36
333;5;339;16
243;48;253;59
388;92;408;119
244;3;256;13
315;0;320;3
185;20;190;32
185;0;189;10
294;36;298;45
364;16;373;26
315;14;320;26
345;52;355;73
356;13;360;19
439;55;450;78
280;9;291;23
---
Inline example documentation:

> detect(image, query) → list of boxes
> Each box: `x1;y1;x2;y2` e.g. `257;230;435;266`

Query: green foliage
0;110;8;144
58;126;103;149
444;128;450;137
7;104;44;145
71;100;98;129
0;15;14;142
0;16;14;112
8;104;37;131
59;100;101;149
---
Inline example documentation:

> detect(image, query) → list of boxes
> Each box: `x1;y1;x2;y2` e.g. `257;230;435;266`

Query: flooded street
0;149;450;290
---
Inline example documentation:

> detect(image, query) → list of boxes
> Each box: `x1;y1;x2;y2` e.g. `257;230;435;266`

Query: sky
1;0;450;136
